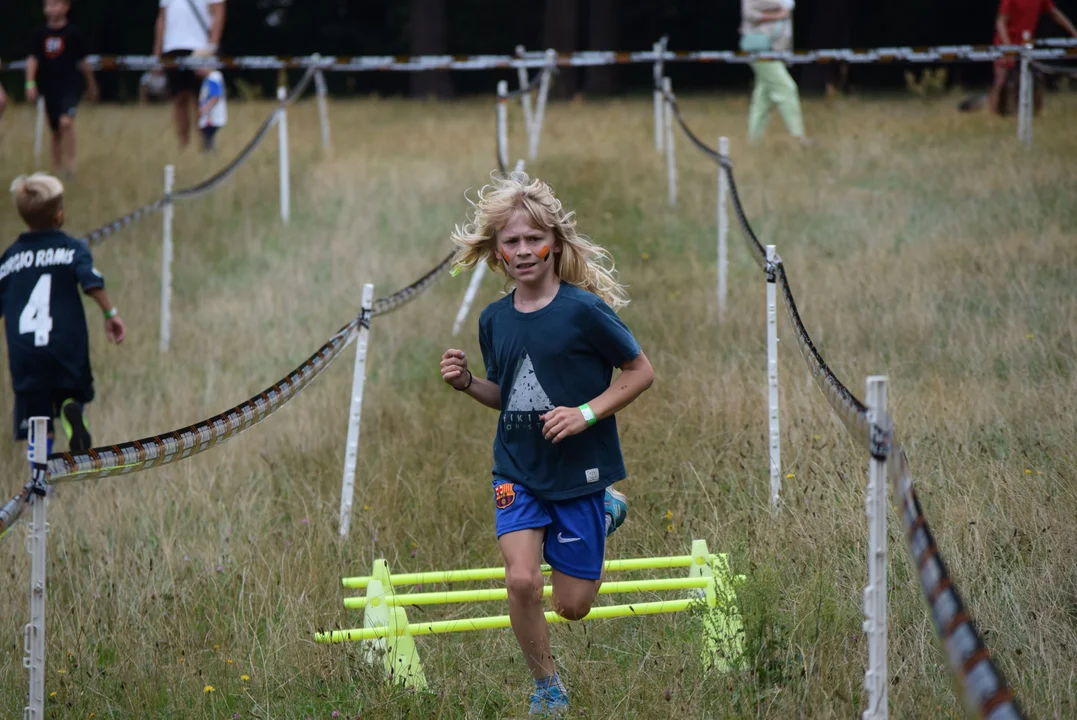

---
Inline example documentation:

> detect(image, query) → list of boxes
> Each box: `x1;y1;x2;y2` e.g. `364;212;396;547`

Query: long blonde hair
450;171;629;311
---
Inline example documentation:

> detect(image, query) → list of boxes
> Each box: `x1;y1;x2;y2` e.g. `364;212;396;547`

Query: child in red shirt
959;0;1077;114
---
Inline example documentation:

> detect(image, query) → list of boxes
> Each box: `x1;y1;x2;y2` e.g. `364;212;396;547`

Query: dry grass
0;87;1075;719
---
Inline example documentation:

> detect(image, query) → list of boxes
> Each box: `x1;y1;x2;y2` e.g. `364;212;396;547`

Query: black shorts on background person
154;0;227;148
163;48;200;97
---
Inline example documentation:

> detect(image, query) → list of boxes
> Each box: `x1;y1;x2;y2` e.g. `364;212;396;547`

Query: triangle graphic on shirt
505;351;554;412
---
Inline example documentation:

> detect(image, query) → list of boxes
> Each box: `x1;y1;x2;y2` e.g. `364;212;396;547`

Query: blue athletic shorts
493;479;606;581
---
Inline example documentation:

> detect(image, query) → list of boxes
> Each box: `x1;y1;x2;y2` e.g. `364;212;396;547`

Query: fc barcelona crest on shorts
495;483;516;510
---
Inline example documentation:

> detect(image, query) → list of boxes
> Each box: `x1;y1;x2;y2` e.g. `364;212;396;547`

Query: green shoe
60;399;91;453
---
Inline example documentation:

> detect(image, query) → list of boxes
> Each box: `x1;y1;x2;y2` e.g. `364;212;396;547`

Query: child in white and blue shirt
197;67;227;152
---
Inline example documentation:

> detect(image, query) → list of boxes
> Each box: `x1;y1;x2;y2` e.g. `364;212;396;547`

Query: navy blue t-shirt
478;283;641;501
0;231;104;394
28;23;89;95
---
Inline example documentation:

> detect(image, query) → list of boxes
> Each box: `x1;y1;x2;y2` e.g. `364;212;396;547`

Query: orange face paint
537;245;551;262
500;248;512;264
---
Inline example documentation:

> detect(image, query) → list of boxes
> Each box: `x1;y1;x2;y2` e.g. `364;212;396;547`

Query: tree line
0;0;1019;100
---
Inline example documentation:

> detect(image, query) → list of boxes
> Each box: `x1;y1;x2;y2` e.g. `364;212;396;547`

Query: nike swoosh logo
557;533;581;544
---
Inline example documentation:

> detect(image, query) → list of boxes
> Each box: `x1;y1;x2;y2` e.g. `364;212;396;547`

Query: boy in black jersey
25;0;98;176
2;174;125;453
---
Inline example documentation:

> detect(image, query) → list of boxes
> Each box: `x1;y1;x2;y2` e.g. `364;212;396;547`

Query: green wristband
25;80;36;90
104;307;118;319
579;403;597;427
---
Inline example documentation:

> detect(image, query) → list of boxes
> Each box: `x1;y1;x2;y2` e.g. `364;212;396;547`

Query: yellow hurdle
315;539;745;690
341;554;698;589
342;576;711;609
320;598;697;642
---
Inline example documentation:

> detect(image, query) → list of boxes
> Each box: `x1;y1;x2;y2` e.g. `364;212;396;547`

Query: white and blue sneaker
604;487;628;537
529;682;569;718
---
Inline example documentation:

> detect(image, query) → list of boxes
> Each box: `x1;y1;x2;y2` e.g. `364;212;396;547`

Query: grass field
0;84;1075;719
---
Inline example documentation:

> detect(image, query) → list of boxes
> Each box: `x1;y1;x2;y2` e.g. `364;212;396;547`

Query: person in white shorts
153;0;226;148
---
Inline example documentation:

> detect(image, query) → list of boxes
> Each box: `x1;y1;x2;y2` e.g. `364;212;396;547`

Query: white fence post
24;416;49;720
314;64;332;152
765;245;781;516
453;263;488;337
717;136;729;322
277;86;291;224
339;284;375;539
515;45;535;148
1018;31;1033;148
529;49;555;160
33;97;45;166
663;77;677;207
653;38;666;153
160;165;175;353
496;81;510;171
863;376;889;720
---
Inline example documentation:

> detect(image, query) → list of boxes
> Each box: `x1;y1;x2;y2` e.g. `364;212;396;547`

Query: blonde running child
440;172;653;717
2;174;125;453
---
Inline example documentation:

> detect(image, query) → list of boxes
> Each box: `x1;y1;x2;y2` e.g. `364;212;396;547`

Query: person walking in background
741;0;810;145
3;174;126;454
25;0;99;177
153;0;226;149
959;0;1077;114
196;55;227;152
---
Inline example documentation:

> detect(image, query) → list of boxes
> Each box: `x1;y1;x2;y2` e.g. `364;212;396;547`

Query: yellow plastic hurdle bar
314;539;745;689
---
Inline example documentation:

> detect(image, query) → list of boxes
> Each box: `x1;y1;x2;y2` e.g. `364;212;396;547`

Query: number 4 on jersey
19;274;53;347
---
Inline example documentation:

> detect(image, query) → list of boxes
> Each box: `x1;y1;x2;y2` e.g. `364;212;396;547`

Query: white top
741;0;795;51
160;0;223;53
198;71;227;128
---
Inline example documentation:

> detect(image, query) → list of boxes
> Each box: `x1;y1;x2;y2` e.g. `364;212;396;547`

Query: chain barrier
1031;60;1077;76
658;88;1025;717
658;88;723;164
40;242;452;484
501;65;557;102
172;67;316;201
0;485;33;541
46;313;363;482
81;199;169;247
77;67;316;246
771;262;871;447
371;251;454;317
502;83;534;101
2;41;1075;73
892;450;1023;720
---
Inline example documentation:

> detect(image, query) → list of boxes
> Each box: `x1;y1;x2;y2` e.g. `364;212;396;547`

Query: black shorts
43;88;80;132
164;49;200;97
13;387;92;441
201;125;219;150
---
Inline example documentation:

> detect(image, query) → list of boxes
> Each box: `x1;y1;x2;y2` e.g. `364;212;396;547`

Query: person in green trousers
741;0;811;145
